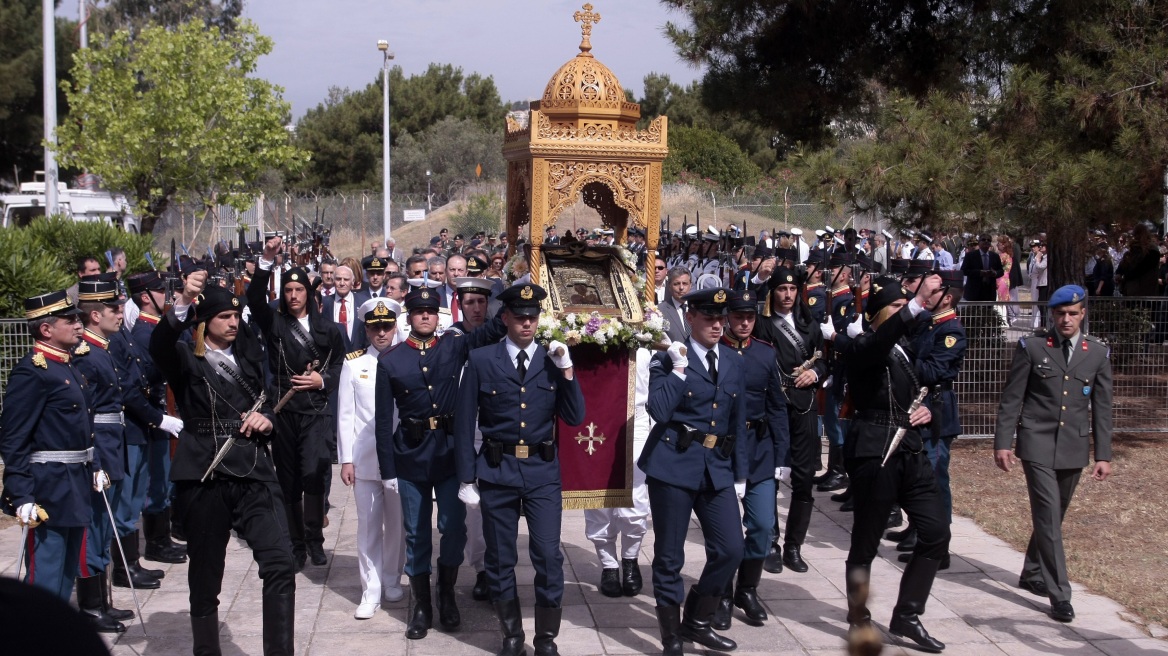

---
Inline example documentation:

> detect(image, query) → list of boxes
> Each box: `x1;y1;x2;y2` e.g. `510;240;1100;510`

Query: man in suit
653;256;668;304
361;255;390;300
639;288;748;656
660;266;692;343
959;234;1004;302
994;285;1112;623
454;283;586;656
322;265;368;352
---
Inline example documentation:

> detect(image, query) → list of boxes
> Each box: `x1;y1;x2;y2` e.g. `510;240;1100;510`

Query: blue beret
1048;285;1086;308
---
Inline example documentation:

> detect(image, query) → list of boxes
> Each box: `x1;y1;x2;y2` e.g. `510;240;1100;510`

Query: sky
65;1;705;120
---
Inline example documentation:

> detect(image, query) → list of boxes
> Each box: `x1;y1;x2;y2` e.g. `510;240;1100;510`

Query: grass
950;433;1168;630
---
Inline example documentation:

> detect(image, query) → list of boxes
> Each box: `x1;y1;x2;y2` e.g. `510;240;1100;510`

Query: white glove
16;503;38;525
458;482;481;509
667;341;688;369
93;470;110;492
819;319;835;341
775;467;791;482
160;414;184;436
734;480;747;500
383;478;399;493
846;312;864;338
548;340;573;369
822;374;833;390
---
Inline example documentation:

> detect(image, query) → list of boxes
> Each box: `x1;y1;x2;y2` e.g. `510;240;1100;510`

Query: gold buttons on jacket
521;422;527;428
521;403;527;409
520;387;526;393
712;403;718;409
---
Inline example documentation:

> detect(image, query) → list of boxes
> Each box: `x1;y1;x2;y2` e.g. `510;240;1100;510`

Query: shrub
450;193;504;241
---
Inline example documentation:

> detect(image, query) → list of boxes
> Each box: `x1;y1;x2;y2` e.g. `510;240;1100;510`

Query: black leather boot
170;505;186;542
285;501;306;572
143;509;187;564
191;612;221;656
303;493;328;566
112;533;162;589
99;568;134;621
886;506;905;529
655;605;684;656
733;558;767;623
262;592;295;656
473;570;490;601
533;605;562;656
763;540;784;574
896;527;919;552
712;593;733;630
436;565;461;630
599;567;622;597
889;555;945;653
78;574;125;633
816;445;848;492
886;518;913;543
679;587;737;652
783;499;813;573
846;564;881;652
621;558;643;596
493;597;526;656
830;487;852;503
407;574;433;640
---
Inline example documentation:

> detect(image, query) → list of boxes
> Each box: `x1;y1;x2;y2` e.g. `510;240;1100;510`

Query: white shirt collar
504;338;538;367
688;338;717;370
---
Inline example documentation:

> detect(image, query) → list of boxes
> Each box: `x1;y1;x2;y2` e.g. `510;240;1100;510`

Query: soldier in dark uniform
454;283;585;656
817;251;857;494
127;271;189;564
803;251;828;324
248;235;345;571
839;274;949;653
754;267;827;575
375;284;506;640
72;278;136;632
639;288;748;656
0;290;90;603
151;269;294;655
713;289;789;630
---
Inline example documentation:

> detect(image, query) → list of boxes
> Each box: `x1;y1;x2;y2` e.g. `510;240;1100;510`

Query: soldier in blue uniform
802;250;828;324
126;271;189;564
640;287;748;656
248;235;345;571
375;285;506;640
72;278;137;632
0;290;90;604
816;251;857;495
151;270;295;655
454;283;585;656
712;289;790;630
839;275;949;653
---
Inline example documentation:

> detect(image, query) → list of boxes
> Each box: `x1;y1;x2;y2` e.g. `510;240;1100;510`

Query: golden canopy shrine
504;4;668;510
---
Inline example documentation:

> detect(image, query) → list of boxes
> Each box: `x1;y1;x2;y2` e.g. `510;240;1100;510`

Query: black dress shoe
885;526;913;542
896;531;918;552
1050;600;1075;622
840;498;855;512
783;545;809;573
1018;578;1049;597
621;558;643;596
472;571;489;601
599;568;622;597
816;472;847;492
830;488;852;503
885;508;905;529
308;545;328;566
712;596;733;630
762;541;784;574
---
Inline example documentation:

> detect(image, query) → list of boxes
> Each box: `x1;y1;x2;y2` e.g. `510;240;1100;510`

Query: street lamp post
426;169;432;213
378;40;394;243
43;0;59;216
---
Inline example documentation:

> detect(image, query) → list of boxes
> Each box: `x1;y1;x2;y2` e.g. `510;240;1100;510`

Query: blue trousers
398;475;465;577
24;524;85;601
84;480;122;574
479;479;564;607
144;438;173;513
924;435;955;523
115;443;148;536
740;478;776;559
648;475;744;607
823;389;850;447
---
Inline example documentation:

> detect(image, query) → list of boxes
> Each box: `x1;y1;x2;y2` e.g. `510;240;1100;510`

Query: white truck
1;173;141;233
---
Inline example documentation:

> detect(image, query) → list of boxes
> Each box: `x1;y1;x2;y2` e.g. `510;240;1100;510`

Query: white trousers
584;416;650;569
354;478;406;604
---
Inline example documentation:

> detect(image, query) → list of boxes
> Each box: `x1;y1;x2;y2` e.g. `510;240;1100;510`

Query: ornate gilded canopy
504;3;668;285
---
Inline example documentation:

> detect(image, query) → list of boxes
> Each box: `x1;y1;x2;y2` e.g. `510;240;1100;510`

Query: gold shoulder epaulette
32;352;47;369
346;348;367;361
75;342;91;356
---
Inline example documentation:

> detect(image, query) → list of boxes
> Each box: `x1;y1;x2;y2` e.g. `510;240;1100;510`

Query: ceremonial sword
101;488;147;636
881;387;930;467
201;391;267;483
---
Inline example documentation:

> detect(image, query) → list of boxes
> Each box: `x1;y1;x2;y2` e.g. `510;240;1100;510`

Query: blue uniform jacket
111;326;164;446
131;313;169;440
722;336;790;483
0;345;94;527
375;317;506;483
73;331;126;481
454;341;586;487
913;309;966;439
638;341;749;491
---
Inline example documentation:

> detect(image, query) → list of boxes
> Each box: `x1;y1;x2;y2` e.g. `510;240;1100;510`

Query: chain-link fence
0;319;34;414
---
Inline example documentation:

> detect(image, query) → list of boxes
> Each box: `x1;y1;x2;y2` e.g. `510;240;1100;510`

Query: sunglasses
655;265;666;270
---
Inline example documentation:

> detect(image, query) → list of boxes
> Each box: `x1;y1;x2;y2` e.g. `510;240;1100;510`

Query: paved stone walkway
2;469;1164;655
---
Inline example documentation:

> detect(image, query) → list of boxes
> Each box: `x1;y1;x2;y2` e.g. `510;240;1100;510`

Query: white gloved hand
383;478;399;493
819;319;835;341
667;341;688;369
93;470;110;492
775;467;791;482
734;480;747;500
822;374;833;390
548;340;573;369
16;502;38;525
160;414;184;436
458;482;481;509
846;312;864;338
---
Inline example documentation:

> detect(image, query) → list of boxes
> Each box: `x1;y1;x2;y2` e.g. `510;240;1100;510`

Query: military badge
1083;386;1091;396
421;290;430;299
231;297;240;307
743;292;751;302
714;290;726;303
290;273;300;281
944;336;957;348
808;297;817;306
521;286;534;300
785;274;793;282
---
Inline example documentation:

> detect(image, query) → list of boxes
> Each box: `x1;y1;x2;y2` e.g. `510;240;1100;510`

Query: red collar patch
138;312;161;325
82;330;110;350
34;341;71;364
933;309;957;325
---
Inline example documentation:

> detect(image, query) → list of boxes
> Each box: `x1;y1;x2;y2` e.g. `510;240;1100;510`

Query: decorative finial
574;3;600;57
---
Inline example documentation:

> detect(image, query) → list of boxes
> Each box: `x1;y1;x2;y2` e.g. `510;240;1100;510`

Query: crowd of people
0;217;1120;656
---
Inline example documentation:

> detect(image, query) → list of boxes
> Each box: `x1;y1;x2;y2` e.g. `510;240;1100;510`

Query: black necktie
982;251;989;269
706;350;718;385
517;350;528;380
1062;339;1072;365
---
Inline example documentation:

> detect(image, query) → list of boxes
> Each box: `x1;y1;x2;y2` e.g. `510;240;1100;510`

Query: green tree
664;125;760;188
55;19;306;233
450;193;503;241
0;0;77;188
87;0;243;37
391;116;505;197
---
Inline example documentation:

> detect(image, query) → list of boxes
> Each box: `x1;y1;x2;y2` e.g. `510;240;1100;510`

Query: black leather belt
483;439;555;464
931;382;954;393
856;410;910;429
665;422;735;456
403;414;455;443
190;419;243;436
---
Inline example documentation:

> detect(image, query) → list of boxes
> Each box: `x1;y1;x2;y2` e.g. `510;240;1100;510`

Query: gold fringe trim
193;322;207;357
562;490;634;511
